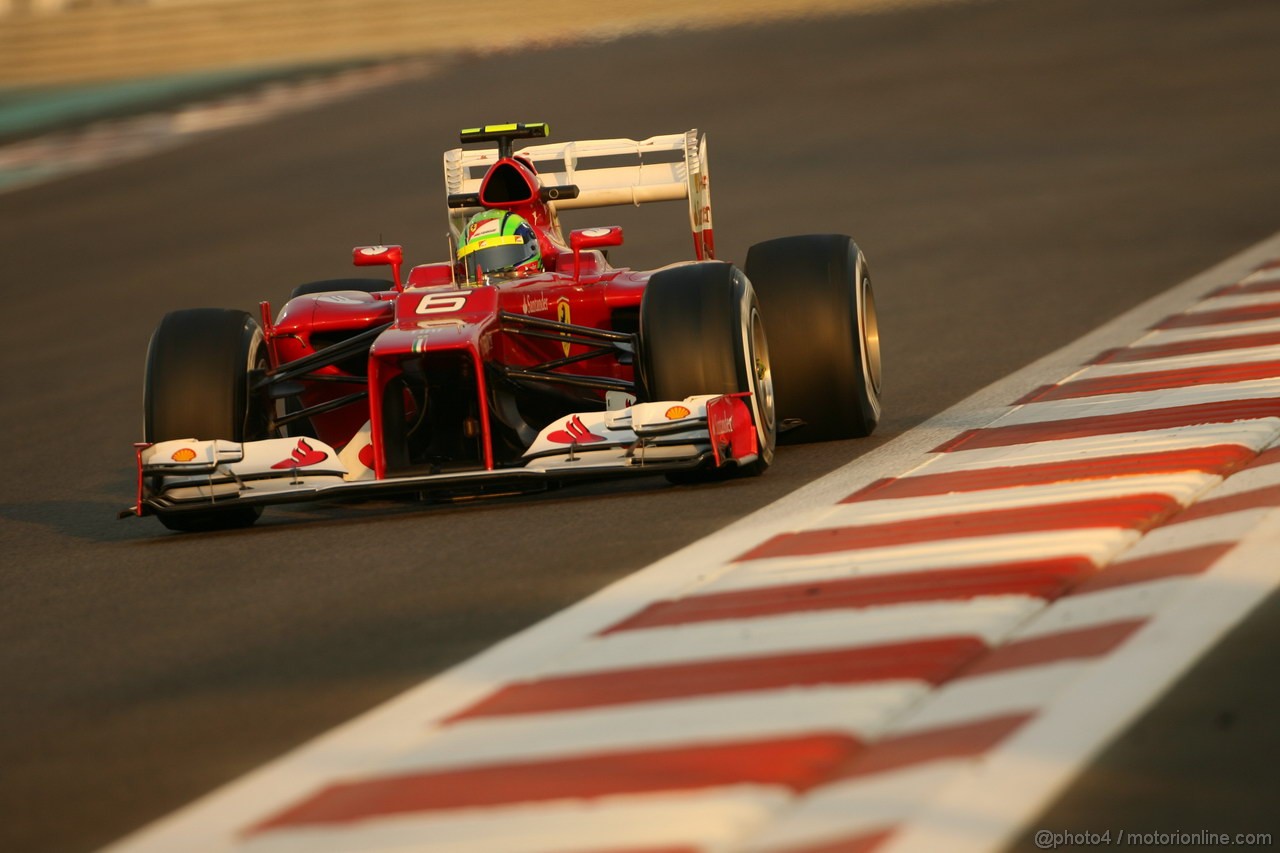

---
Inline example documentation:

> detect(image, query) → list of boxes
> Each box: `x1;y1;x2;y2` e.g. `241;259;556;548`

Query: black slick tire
745;234;882;442
638;262;776;478
143;308;269;532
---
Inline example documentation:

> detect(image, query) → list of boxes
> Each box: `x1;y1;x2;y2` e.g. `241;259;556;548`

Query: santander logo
522;294;550;314
271;438;329;469
547;415;605;445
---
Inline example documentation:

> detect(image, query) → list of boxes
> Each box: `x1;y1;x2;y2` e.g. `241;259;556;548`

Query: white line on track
719;529;1139;584
821;474;1217;523
539;600;1032;674
1184;290;1280;311
996;378;1280;424
348;683;922;774
1142;316;1280;343
237;790;784;853
918;422;1280;474
1075;344;1280;377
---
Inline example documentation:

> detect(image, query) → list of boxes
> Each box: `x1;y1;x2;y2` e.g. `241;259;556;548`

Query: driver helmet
458;210;543;283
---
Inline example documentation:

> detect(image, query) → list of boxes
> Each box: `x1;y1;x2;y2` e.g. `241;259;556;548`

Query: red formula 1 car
125;123;881;531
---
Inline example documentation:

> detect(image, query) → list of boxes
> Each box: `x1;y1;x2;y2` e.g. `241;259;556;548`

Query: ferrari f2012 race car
124;123;881;531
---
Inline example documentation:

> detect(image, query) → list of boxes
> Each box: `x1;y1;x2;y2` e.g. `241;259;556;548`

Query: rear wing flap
443;129;715;259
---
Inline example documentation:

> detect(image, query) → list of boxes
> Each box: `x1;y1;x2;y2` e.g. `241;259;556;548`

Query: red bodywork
263;152;671;478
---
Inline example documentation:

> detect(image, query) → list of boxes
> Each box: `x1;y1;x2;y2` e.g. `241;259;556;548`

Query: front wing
123;394;758;519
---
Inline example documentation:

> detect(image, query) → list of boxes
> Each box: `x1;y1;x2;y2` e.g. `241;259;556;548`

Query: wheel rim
861;274;882;396
748;305;776;435
244;328;273;441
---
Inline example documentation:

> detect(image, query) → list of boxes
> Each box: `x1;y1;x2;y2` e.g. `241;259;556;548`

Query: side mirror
569;227;623;252
353;244;404;291
568;227;623;280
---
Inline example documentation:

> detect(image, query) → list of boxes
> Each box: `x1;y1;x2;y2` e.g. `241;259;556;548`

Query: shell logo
171;448;198;462
665;405;691;420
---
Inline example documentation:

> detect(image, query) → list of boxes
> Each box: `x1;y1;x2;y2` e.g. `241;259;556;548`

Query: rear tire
143;308;269;532
289;278;393;299
639;262;776;478
745;234;881;442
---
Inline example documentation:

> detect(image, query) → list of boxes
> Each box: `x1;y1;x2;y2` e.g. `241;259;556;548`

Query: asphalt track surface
1;1;1279;850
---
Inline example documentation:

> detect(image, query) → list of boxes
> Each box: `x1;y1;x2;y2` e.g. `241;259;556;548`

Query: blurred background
2;1;1279;851
0;0;918;88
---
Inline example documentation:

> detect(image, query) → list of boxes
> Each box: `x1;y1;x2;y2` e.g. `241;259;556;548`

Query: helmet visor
459;235;538;282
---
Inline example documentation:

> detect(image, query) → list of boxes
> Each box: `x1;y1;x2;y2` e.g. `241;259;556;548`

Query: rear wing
443;128;715;259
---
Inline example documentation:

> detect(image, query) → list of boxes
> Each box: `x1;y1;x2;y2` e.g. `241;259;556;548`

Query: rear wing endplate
443;129;715;259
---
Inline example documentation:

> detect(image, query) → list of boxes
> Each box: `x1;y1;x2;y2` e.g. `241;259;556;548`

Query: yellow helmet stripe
457;233;524;259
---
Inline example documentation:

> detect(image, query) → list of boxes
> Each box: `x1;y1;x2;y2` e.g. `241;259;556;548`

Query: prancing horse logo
557;298;572;357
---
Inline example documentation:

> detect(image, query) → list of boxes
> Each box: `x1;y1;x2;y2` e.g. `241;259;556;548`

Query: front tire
745;234;882;442
639;262;776;477
143;308;269;532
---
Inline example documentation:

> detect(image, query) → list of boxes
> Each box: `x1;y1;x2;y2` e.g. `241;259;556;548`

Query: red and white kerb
112;256;1280;853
